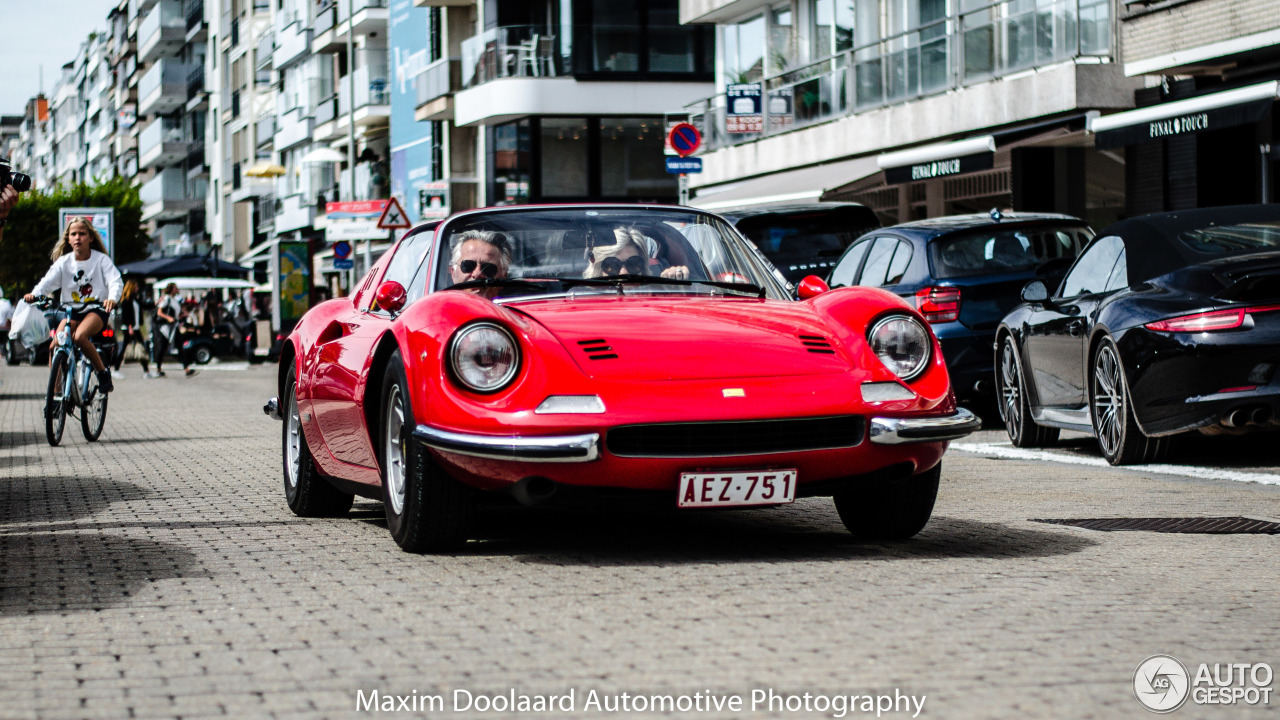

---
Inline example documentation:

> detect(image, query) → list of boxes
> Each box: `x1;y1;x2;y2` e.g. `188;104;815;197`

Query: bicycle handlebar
30;296;107;313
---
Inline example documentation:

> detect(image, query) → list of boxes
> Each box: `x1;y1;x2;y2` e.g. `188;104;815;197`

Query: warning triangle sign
377;197;412;229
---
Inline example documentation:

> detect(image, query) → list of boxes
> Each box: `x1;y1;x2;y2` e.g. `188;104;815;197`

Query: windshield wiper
559;274;766;298
446;278;552;293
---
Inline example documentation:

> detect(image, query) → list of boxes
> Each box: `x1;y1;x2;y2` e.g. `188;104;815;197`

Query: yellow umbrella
244;162;287;177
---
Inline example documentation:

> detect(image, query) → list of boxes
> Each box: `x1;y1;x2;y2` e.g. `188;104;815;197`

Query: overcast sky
1;1;115;117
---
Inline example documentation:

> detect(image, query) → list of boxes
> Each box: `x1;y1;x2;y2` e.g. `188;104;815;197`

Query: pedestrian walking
113;279;151;377
151;283;196;378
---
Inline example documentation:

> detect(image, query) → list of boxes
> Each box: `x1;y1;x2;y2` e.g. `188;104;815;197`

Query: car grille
577;338;617;360
800;334;836;354
606;416;865;458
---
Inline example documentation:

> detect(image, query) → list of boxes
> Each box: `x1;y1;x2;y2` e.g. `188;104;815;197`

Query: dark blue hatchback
826;212;1093;404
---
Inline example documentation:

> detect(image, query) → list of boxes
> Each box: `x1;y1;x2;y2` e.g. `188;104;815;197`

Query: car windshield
734;208;879;283
1178;222;1280;256
928;224;1092;279
429;207;787;300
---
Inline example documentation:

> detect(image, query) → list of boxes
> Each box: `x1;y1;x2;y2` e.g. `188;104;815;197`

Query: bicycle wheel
45;352;69;446
81;361;108;441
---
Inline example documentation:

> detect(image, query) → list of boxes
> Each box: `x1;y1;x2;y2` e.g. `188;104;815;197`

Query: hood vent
577;339;618;360
799;334;835;354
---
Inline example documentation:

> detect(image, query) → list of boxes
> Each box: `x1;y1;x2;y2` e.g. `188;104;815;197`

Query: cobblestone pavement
0;362;1277;719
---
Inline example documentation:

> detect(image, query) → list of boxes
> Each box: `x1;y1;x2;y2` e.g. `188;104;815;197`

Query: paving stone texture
0;362;1276;719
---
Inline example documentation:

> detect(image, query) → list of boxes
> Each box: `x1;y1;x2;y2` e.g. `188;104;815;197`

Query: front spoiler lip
414;424;601;463
868;407;982;444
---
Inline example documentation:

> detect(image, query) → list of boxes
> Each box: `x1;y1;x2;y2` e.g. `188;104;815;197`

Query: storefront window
600;119;672;198
491;120;531;205
540;118;590;198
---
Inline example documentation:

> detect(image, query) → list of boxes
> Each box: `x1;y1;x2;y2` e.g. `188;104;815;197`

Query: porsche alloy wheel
996;336;1057;448
380;351;474;553
1090;339;1168;466
282;366;353;517
833;463;941;540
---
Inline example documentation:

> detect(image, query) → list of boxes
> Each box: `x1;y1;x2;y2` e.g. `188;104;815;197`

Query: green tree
0;177;150;298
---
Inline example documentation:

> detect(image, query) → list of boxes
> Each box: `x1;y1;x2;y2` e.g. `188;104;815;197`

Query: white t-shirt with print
32;250;124;306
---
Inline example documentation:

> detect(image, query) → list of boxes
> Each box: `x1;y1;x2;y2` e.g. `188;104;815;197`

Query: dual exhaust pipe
1222;405;1272;428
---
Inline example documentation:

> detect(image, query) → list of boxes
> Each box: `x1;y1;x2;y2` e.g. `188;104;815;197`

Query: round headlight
449;323;520;393
868;314;931;381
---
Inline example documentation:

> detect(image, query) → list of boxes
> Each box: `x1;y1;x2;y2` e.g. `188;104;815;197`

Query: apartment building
1097;0;1280;213
11;97;55;191
679;0;1142;228
412;0;715;210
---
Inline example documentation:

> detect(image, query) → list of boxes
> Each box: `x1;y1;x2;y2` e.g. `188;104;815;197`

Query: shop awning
877;136;997;185
1089;80;1279;150
688;155;881;212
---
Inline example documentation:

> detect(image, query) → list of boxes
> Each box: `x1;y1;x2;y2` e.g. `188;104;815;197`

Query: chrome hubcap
286;389;301;488
384;385;407;515
999;340;1021;429
1093;345;1124;457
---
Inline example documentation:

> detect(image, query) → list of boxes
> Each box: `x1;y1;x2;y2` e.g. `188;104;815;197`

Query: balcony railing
686;0;1111;153
187;66;205;100
315;94;338;125
338;0;388;22
461;26;560;87
416;58;460;108
255;31;274;69
313;1;336;35
184;0;204;32
255;115;275;147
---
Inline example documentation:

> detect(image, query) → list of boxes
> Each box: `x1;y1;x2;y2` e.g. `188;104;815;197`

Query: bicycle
32;296;114;446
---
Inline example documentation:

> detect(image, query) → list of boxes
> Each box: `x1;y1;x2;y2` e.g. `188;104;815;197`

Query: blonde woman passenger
24;217;124;393
585;227;689;279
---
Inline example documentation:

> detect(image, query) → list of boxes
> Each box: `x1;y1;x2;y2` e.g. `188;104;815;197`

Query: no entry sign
667;123;701;157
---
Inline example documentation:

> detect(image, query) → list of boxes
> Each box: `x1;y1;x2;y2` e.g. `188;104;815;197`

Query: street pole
346;0;358;291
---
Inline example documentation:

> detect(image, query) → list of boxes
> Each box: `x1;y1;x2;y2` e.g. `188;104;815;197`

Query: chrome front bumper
414;425;600;463
868;407;982;444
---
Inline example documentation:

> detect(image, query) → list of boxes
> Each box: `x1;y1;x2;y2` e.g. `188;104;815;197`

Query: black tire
193;344;213;365
833;463;942;540
1090;338;1169;466
5;340;19;366
282;366;354;517
45;352;69;446
380;351;474;552
81;368;108;442
996;335;1059;447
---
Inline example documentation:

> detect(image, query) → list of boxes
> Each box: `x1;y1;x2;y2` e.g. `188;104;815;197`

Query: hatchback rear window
929;225;1091;279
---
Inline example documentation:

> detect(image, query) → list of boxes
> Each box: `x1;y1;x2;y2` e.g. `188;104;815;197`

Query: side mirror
375;280;407;315
797;275;830;300
1021;279;1048;304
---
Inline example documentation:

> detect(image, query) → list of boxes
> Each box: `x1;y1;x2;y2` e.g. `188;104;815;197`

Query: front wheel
381;351;474;552
81;364;108;442
192;344;213;365
282;366;354;517
1091;339;1168;466
833;463;942;540
45;352;69;446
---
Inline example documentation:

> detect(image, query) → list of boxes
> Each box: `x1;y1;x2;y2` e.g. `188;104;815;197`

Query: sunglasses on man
457;259;500;278
601;256;646;276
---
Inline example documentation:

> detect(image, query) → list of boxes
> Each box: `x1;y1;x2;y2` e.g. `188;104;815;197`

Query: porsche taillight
1144;304;1280;332
914;286;961;324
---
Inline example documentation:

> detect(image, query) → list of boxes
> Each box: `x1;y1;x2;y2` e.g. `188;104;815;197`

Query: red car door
310;230;435;471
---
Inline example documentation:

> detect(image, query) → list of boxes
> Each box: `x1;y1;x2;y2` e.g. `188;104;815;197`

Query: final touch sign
1093;97;1273;150
884;151;995;185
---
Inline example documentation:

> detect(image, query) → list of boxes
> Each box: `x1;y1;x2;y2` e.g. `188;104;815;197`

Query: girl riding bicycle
24;217;123;393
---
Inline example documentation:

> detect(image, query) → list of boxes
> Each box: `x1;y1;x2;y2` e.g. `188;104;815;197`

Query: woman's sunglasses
457;259;500;278
601;256;646;276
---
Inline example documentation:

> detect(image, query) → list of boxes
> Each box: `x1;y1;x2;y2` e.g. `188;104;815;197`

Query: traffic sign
377;197;412;229
325;200;388;219
332;240;352;259
334;259;354;270
665;157;703;174
668;123;701;157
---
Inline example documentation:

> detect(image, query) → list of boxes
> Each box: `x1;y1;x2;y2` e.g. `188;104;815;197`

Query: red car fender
806;287;955;414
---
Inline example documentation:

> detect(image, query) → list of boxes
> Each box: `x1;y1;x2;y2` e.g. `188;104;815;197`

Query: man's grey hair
450;230;512;272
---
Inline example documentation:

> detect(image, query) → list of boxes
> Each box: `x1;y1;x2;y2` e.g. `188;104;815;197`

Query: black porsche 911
996;204;1280;465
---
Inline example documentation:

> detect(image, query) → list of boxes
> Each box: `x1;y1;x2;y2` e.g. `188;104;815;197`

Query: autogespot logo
1135;655;1191;713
